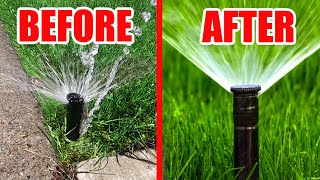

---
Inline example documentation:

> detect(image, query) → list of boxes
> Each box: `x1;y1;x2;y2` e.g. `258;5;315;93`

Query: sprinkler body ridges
231;85;261;180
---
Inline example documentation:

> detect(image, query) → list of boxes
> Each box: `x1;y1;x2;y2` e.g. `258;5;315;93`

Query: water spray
231;85;261;179
66;93;85;141
32;8;150;137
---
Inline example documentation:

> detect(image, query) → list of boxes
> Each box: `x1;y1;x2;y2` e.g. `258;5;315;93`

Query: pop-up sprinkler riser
231;85;261;180
66;93;86;141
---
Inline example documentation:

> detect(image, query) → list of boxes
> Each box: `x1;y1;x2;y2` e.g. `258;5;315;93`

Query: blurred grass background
163;41;320;179
0;0;155;164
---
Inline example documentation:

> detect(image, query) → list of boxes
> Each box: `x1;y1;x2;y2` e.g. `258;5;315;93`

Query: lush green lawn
163;42;320;179
0;0;155;164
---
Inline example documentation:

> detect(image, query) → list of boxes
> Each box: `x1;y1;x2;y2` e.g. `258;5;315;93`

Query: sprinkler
231;85;261;180
66;93;85;141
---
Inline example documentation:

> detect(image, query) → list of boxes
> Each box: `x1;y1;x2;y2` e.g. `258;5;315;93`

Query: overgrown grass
0;0;155;164
163;42;320;179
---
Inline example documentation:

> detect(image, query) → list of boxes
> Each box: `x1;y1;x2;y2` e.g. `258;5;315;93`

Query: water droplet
140;11;151;22
123;47;130;55
81;51;90;65
91;44;99;56
118;55;124;61
150;0;156;6
133;26;142;36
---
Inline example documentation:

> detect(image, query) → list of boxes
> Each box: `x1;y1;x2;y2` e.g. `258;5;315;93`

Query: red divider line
156;0;163;179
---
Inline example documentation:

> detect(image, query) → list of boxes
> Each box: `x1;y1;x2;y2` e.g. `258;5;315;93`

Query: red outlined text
200;8;296;45
17;7;134;45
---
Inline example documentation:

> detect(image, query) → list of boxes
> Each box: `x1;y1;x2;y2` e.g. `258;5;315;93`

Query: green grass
163;41;320;179
163;0;320;93
0;0;155;164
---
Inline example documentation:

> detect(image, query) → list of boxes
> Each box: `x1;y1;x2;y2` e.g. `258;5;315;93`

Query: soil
0;22;57;180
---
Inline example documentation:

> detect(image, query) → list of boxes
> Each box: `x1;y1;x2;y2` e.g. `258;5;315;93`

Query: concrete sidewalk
0;22;56;179
77;149;156;180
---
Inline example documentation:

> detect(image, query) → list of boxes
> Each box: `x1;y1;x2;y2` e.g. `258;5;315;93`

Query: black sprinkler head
231;85;261;93
67;93;83;102
66;93;85;141
231;85;261;180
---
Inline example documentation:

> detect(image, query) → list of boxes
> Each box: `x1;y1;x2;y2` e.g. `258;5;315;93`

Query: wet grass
0;0;155;164
163;42;320;179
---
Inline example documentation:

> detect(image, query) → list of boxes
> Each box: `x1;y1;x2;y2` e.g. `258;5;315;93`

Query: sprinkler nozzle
231;85;261;180
66;93;84;141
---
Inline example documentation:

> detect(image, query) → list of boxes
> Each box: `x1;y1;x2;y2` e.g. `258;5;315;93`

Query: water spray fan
164;0;320;93
31;7;152;141
33;44;129;141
